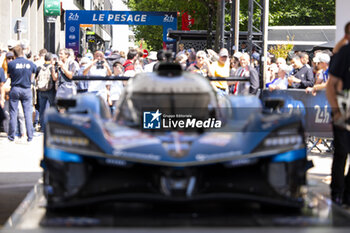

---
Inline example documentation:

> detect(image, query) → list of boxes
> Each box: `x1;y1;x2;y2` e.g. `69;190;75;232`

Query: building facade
111;0;136;53
61;0;113;54
0;0;113;56
0;0;45;53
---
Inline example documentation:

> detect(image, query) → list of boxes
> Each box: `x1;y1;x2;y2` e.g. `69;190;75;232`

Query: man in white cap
20;39;31;59
306;52;330;96
313;52;330;83
208;48;230;93
144;51;158;72
7;39;19;52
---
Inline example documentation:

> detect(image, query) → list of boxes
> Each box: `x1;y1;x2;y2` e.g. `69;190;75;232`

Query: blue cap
105;50;111;57
252;52;260;60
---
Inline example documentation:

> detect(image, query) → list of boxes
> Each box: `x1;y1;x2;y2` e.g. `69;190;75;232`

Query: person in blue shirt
305;52;330;96
7;45;36;142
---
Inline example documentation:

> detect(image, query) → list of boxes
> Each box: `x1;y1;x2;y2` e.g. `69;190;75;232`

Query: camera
96;60;104;69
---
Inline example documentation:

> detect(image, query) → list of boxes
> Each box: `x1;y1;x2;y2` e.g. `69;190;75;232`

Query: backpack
37;65;53;91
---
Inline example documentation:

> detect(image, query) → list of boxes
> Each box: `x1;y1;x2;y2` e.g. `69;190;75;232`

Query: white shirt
144;61;157;72
109;81;124;101
273;77;288;90
87;65;109;101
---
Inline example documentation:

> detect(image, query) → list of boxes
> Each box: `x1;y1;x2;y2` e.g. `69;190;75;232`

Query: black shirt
290;65;314;88
329;44;350;90
249;66;260;94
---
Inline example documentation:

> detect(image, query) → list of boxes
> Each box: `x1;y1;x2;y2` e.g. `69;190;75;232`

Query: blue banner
66;10;177;53
261;89;332;138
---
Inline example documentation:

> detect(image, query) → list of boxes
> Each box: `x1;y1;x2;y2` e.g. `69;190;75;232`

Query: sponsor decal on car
112;150;161;161
198;133;233;147
143;110;162;129
143;109;222;130
195;150;242;162
109;130;160;150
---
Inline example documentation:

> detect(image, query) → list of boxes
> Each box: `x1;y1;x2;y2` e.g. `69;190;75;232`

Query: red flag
181;11;195;31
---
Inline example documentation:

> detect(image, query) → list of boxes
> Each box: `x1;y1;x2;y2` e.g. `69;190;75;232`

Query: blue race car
42;63;308;210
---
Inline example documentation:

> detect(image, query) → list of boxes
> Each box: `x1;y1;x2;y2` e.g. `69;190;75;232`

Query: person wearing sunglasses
186;50;210;77
6;52;14;62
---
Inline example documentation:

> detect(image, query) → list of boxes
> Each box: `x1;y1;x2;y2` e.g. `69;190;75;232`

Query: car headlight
50;135;89;147
254;123;305;152
263;135;303;147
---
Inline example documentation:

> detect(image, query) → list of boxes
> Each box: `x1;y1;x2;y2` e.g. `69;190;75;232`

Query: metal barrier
72;77;331;139
261;89;332;138
72;75;250;82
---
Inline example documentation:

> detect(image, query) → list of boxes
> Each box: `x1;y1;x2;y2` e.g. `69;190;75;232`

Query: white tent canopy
268;25;336;51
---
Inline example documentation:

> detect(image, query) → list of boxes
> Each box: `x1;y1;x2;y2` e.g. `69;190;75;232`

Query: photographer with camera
53;48;79;99
83;50;112;102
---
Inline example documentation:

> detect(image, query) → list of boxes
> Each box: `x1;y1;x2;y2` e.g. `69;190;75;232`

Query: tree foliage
123;0;211;50
239;0;335;30
268;0;335;26
123;0;335;50
268;36;294;59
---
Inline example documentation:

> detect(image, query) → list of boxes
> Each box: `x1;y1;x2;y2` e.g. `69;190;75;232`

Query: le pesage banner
66;10;177;54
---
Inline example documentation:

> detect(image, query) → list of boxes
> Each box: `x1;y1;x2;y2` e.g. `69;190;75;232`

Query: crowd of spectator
0;39;333;143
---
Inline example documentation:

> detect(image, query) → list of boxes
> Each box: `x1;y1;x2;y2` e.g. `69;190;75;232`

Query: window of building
21;0;30;17
37;0;43;10
75;0;84;8
128;35;135;42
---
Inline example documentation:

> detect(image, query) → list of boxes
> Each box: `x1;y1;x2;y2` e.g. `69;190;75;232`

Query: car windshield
116;92;219;127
